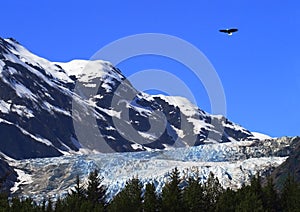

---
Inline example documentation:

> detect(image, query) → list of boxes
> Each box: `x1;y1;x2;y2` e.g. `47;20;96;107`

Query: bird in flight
219;28;238;35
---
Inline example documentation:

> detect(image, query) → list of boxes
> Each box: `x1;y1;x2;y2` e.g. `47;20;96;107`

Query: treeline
1;168;300;211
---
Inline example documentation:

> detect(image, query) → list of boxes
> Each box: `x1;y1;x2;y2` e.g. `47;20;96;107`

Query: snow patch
0;118;13;125
11;169;33;193
138;131;157;141
131;143;143;150
13;83;38;101
106;135;116;140
12;104;34;118
98;107;121;119
251;132;272;140
42;102;71;116
154;95;204;117
106;126;116;131
0;60;5;68
187;117;210;134
0;100;10;114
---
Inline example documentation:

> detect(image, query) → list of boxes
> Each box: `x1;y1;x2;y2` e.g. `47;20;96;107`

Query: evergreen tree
79;200;95;212
0;193;9;212
204;172;224;212
249;174;263;202
125;177;142;211
63;195;83;212
263;177;279;212
161;167;182;212
86;169;107;210
46;197;53;212
182;175;205;211
63;174;88;211
71;174;86;199
143;182;158;212
41;198;47;212
10;197;37;212
108;177;142;212
236;191;264;212
0;174;10;212
235;176;264;212
281;173;300;211
215;188;237;212
54;197;65;212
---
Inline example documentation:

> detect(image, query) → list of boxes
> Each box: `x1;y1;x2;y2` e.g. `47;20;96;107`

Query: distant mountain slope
0;157;17;193
0;37;263;159
267;137;300;189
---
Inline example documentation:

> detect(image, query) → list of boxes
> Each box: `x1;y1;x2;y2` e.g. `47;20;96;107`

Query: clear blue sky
1;1;300;137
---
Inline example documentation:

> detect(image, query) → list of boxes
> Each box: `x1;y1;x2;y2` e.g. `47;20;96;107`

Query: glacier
9;136;297;202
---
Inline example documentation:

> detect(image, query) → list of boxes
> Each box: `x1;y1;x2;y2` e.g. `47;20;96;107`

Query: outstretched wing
228;28;238;33
219;29;229;33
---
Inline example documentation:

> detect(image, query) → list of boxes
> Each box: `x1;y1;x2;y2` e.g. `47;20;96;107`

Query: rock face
0;37;262;160
0;157;17;193
267;137;300;189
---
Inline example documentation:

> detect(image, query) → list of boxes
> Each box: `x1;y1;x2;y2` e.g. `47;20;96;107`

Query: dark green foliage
62;194;84;212
54;197;64;212
61;171;106;212
161;167;183;212
182;175;205;212
86;169;107;209
215;188;237;212
46;197;53;212
233;175;264;212
10;197;38;212
280;173;300;211
108;177;142;212
203;172;224;212
0;193;9;212
79;200;95;212
59;174;87;211
249;174;263;201
236;191;264;212
71;175;86;199
41;198;46;211
263;177;280;212
143;182;158;212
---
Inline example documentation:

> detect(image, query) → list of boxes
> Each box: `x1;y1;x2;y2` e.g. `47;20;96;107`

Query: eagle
219;28;238;35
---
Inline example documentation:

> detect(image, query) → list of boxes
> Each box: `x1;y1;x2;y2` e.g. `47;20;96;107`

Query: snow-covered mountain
0;37;298;200
0;37;263;160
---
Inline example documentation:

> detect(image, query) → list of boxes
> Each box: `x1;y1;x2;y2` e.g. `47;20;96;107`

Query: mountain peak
0;38;265;159
55;59;125;89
